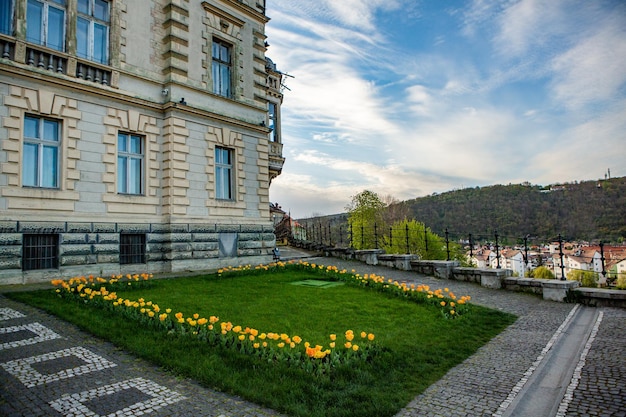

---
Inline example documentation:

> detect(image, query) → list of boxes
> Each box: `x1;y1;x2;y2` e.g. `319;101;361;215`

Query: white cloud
270;0;405;31
550;19;626;110
406;85;434;116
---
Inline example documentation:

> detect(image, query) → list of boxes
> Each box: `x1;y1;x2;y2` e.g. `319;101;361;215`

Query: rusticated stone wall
0;221;275;285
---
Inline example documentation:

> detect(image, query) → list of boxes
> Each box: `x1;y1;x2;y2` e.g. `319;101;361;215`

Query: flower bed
51;261;471;375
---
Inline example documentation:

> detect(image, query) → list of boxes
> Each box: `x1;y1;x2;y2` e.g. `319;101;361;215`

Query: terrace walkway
0;248;624;417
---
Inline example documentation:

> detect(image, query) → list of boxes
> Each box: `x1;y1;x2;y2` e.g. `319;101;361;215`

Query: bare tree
381;194;410;225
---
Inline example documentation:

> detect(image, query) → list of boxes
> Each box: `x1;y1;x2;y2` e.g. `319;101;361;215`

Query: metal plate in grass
290;280;345;289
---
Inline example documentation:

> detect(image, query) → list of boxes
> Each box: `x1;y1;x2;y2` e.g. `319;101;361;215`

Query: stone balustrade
314;247;623;305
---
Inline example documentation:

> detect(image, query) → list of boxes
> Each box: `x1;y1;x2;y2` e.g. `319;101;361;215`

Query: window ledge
103;194;159;205
1;188;79;200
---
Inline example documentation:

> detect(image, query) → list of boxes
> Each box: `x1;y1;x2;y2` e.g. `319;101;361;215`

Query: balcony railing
26;47;68;75
1;37;15;60
0;36;114;88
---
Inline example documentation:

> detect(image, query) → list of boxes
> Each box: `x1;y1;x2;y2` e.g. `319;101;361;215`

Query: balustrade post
558;234;565;280
374;223;378;249
349;223;353;249
524;235;529;274
361;224;364;249
495;231;501;269
405;224;410;254
600;242;606;285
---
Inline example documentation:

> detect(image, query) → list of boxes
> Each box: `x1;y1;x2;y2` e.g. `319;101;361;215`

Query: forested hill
397;177;626;242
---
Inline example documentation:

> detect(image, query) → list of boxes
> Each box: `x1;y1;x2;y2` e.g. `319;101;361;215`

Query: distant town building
0;0;285;283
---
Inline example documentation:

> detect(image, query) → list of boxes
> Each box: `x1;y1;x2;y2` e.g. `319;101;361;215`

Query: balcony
0;35;116;88
268;141;284;181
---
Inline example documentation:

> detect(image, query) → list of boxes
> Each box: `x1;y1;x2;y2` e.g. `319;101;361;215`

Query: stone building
0;0;285;283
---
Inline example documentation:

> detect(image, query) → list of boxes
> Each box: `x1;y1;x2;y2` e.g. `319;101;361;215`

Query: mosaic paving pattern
49;377;187;417
1;346;117;387
0;322;61;350
0;307;26;321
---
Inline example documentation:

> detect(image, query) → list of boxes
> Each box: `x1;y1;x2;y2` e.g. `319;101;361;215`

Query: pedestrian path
0;250;624;416
0;295;285;417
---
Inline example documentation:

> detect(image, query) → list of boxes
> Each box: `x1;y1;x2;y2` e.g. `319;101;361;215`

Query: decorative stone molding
162;116;191;216
102;108;160;213
1;87;81;207
205;126;246;214
162;0;190;80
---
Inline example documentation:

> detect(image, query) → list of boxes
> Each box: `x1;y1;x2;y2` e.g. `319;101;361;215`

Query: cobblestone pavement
0;295;286;417
0;254;624;417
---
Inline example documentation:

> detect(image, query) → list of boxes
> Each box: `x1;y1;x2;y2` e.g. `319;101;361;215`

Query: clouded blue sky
265;0;626;218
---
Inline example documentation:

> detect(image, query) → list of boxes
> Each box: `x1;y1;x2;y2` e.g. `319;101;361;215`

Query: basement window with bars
119;233;146;265
22;234;59;271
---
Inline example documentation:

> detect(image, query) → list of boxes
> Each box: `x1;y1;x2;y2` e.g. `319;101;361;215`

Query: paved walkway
0;249;624;416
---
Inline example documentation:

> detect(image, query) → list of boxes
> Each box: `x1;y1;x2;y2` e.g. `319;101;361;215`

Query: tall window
26;0;66;52
212;39;232;97
0;0;13;35
215;147;233;200
117;133;144;195
23;115;60;188
77;0;109;64
269;102;277;142
23;234;59;270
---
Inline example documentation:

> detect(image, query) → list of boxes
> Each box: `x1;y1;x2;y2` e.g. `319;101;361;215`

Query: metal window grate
22;234;59;271
120;233;146;265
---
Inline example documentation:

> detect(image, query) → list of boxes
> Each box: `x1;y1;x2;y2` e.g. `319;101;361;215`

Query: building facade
0;0;285;283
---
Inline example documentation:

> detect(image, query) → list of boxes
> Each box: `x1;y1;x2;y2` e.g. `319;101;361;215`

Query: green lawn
8;265;516;417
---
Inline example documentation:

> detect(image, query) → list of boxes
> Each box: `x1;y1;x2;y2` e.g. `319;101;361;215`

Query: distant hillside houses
468;244;626;285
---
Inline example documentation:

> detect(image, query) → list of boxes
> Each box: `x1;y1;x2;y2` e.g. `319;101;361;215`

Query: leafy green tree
346;190;386;250
380;219;466;262
531;266;555;279
567;270;598;288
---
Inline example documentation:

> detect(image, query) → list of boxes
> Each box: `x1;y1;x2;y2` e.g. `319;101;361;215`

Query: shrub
567;270;598;288
531;266;555;279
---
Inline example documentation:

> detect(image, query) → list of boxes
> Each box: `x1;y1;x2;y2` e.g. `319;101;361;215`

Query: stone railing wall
313;248;623;306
